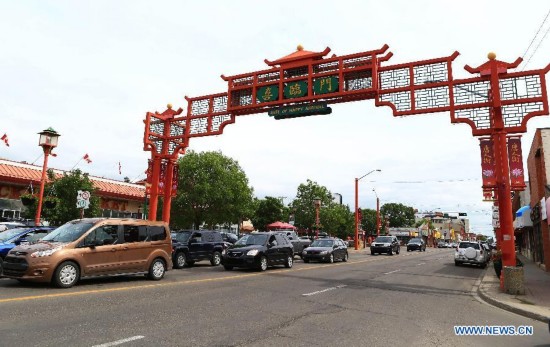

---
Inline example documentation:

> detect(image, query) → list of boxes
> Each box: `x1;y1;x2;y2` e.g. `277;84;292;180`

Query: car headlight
384;243;391;247
31;246;62;258
247;249;259;256
320;251;328;255
302;250;307;254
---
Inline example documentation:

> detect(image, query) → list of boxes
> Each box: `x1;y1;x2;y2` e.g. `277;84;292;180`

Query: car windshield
459;242;480;250
409;238;421;243
172;231;192;243
235;234;268;246
375;237;392;243
41;221;94;243
310;240;334;247
0;228;27;242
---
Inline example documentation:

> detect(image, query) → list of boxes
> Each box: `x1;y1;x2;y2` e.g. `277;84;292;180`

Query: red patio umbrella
266;221;296;230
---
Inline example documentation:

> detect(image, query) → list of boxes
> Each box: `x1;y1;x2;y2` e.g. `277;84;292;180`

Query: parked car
454;241;487;268
0;222;26;232
220;231;238;244
222;232;293;271
437;241;446;248
302;238;348;263
370;235;400;255
2;218;172;288
171;230;225;268
0;226;55;275
274;230;311;259
406;238;425;252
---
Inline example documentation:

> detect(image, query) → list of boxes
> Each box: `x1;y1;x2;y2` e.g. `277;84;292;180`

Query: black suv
222;232;294;271
406;238;426;252
370;235;400;255
171;230;225;268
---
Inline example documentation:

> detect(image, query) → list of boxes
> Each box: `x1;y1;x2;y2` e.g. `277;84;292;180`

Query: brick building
0;159;146;222
525;128;550;271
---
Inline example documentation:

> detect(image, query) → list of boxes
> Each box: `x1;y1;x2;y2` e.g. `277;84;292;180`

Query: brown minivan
2;218;172;288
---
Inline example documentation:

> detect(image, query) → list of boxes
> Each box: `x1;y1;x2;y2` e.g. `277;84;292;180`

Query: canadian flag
1;133;9;147
83;153;92;164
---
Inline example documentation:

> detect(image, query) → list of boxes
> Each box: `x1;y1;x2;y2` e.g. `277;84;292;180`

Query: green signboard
313;76;338;94
268;102;332;120
257;85;279;103
283;80;308;99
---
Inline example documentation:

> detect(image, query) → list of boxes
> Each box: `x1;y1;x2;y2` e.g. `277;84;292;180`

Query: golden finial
167;103;172;109
297;44;304;51
487;52;496;60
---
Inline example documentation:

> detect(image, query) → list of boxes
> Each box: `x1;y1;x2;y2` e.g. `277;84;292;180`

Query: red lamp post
35;127;60;226
313;197;321;239
354;169;381;250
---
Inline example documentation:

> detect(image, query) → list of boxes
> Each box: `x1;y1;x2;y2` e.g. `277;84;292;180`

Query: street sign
76;190;90;209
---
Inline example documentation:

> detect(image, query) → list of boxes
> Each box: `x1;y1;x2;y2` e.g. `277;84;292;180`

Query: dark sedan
222;232;293;271
406;238;426;252
302;238;348;263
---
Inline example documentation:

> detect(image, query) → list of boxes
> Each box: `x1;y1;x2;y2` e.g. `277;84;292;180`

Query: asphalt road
0;248;548;347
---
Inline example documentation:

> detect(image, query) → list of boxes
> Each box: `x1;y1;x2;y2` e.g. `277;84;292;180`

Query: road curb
476;272;550;324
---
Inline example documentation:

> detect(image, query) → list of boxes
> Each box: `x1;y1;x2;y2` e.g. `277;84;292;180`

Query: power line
521;8;550;70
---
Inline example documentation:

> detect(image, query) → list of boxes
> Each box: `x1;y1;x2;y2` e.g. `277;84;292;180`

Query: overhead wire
521;8;550;71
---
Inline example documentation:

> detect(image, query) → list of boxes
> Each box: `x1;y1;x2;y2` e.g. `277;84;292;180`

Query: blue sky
1;1;549;235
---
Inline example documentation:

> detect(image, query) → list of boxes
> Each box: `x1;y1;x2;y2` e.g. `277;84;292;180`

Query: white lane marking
417;263;426;266
92;336;145;347
383;269;401;275
302;285;347;296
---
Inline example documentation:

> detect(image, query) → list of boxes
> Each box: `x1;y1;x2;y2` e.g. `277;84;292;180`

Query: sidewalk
478;254;550;323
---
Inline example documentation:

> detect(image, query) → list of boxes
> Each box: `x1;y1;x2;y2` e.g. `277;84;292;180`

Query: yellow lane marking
0;256;402;304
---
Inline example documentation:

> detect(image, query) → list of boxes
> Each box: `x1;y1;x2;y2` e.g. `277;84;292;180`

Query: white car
454;241;487;268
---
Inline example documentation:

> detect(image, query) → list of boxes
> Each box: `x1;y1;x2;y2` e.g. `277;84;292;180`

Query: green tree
321;204;354;239
24;169;101;225
251;196;285;231
380;202;415;228
171;151;254;229
290;179;333;232
360;208;377;236
477;234;487;241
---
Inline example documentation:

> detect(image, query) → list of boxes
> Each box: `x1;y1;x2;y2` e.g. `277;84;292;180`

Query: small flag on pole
83;153;92;164
118;162;122;175
1;134;9;147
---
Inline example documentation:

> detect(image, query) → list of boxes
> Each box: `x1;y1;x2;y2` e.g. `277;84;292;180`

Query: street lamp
313;197;321;239
373;188;380;237
35;127;60;226
355;169;381;250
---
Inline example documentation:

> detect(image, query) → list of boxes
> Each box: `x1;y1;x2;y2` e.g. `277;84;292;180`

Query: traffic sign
77;190;90;209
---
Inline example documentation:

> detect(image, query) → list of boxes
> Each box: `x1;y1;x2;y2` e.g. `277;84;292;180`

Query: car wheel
187;260;195;267
328;254;334;263
388;248;393;256
53;261;80;288
147;258;166;281
223;265;233;270
210;251;222;266
481;262;487;269
370;250;375;255
342;252;348;262
259;256;268;271
174;252;186;269
455;261;460;266
396;247;400;255
407;249;410;252
285;255;293;268
303;258;310;263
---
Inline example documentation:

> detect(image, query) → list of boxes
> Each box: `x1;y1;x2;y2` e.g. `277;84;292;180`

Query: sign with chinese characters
507;136;526;190
257;85;279;103
313;76;339;95
283;81;308;99
479;138;496;188
268;102;332;120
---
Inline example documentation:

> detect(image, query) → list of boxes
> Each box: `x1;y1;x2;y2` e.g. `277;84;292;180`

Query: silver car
454;241;488;268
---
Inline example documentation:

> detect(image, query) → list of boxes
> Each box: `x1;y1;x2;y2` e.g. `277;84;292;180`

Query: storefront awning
516;205;531;217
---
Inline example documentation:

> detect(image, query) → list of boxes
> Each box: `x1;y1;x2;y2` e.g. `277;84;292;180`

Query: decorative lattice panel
343;56;372;69
503;102;544;128
190;118;208;135
212;115;232;132
191;99;210;116
212;95;228;113
380;91;411;112
257;71;280;84
230;89;253;107
413;62;449;85
499;75;542;101
415;87;450;109
455;107;491;130
453;81;490;105
313;61;339;74
379;68;410;90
